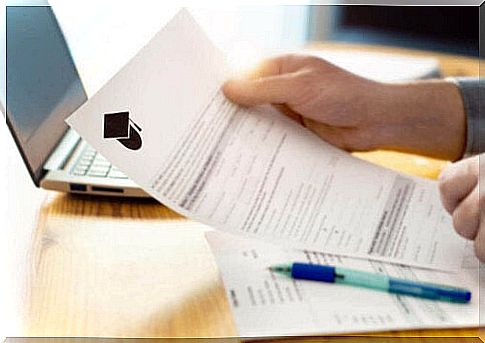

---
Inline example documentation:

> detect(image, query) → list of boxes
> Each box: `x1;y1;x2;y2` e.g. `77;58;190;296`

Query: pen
269;263;471;303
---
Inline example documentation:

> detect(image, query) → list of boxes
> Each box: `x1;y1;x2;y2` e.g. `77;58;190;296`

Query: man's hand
223;54;467;160
439;154;485;261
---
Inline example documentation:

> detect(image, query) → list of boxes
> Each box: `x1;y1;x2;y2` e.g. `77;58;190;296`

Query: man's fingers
245;56;284;79
273;104;304;125
223;74;299;107
452;186;480;240
247;54;310;78
439;157;479;214
301;119;346;149
302;118;378;152
223;53;314;106
474;216;485;262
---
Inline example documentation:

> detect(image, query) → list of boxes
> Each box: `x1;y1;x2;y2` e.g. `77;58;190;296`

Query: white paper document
206;231;480;336
66;9;466;270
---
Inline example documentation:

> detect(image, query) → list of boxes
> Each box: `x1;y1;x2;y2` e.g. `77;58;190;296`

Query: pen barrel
334;267;389;291
388;278;471;303
336;267;471;303
290;264;471;303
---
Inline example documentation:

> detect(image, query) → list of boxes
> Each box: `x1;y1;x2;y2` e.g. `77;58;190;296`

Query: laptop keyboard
71;145;128;179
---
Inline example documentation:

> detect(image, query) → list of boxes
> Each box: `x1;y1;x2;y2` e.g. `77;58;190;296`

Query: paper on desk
66;9;466;270
206;231;480;336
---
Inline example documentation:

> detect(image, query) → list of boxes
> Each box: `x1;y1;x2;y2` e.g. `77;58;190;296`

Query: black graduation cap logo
103;111;143;151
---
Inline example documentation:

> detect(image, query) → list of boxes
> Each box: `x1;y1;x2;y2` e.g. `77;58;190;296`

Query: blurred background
309;6;479;56
33;1;479;95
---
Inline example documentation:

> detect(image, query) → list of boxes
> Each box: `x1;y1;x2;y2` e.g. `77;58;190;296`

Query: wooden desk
9;43;482;340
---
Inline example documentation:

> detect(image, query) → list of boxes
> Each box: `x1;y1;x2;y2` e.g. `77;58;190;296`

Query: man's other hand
439;154;485;262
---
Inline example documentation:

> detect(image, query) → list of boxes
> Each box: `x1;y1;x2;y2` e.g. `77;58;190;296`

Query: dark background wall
310;6;480;57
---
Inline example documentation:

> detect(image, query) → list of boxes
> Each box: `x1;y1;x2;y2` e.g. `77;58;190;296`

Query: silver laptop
4;5;148;197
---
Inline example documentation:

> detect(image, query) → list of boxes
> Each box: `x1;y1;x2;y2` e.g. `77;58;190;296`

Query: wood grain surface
12;43;483;340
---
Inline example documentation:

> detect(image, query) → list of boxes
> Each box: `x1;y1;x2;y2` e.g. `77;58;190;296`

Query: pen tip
268;264;292;275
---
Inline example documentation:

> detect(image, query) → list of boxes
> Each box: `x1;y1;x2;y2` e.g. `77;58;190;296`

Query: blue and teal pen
269;263;471;303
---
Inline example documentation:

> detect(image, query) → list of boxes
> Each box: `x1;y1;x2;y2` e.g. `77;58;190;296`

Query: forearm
370;80;467;161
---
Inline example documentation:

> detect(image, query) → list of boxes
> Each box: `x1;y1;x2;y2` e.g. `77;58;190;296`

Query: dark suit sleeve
453;78;485;156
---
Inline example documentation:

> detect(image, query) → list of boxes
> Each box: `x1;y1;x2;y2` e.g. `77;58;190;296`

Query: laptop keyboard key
73;169;88;176
71;145;128;180
107;170;128;179
88;171;109;177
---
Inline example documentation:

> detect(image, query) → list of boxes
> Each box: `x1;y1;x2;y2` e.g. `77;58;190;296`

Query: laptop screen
6;5;87;185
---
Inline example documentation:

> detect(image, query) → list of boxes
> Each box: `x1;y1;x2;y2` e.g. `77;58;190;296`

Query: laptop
4;5;148;197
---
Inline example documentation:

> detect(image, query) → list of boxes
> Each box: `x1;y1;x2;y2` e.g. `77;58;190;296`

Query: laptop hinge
43;129;81;171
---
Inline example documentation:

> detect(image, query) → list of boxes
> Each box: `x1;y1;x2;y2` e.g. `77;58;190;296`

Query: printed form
66;9;466;270
206;231;480;336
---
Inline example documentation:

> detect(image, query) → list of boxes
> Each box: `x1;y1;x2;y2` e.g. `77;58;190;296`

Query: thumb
302;118;348;150
302;118;372;152
223;74;298;107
